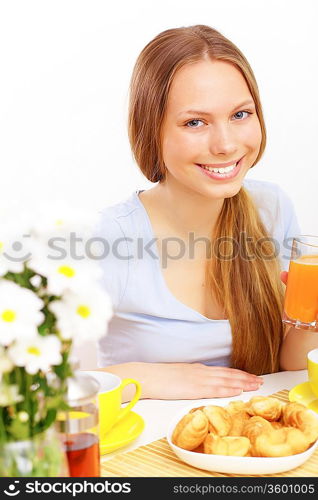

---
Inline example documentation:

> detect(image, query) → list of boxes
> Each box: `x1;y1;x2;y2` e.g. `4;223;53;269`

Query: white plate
166;402;318;475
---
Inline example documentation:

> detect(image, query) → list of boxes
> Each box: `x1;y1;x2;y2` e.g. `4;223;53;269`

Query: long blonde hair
128;25;285;374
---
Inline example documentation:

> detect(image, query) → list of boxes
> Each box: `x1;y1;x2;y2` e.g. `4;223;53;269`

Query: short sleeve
244;179;301;273
92;209;129;309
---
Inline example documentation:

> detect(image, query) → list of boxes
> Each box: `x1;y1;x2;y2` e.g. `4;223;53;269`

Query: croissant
225;401;251;436
225;401;248;415
253;427;310;457
271;421;284;430
204;432;250;456
282;402;318;444
171;397;318;458
242;416;272;444
245;396;282;421
172;410;209;450
189;406;205;413
203;405;232;436
192;443;205;453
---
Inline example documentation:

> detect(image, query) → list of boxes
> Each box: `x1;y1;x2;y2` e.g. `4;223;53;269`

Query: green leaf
33;409;57;435
7;418;30;441
45;396;64;410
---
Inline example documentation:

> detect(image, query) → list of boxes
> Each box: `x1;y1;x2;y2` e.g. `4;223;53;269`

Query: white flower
0;382;24;406
8;334;62;375
28;254;102;296
30;199;98;240
49;286;113;345
0;281;44;346
0;346;13;373
29;274;42;288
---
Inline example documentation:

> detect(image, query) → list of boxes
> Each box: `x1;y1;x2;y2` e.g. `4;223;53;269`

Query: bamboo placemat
100;390;318;477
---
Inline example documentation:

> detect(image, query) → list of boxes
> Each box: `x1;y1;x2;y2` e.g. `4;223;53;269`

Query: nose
207;123;238;157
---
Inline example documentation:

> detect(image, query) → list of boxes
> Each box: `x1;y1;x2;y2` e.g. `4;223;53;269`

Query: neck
151;176;224;238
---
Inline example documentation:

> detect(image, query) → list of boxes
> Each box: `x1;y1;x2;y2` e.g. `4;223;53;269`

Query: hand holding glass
283;235;318;330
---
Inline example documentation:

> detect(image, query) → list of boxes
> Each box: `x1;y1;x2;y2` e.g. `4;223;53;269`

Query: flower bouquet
0;201;112;476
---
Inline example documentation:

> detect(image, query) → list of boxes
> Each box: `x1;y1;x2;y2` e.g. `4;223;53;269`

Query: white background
1;0;317;367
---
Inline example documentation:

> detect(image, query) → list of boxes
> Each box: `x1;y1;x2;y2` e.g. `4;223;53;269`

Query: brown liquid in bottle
63;432;100;477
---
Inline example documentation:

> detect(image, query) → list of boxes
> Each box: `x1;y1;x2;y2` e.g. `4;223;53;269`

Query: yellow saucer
99;410;145;455
289;382;318;413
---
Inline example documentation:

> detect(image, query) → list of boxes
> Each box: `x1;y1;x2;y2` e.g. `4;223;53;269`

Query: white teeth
200;163;237;173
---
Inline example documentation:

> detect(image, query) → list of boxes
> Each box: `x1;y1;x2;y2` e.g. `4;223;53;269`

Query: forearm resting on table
96;362;161;402
280;326;318;370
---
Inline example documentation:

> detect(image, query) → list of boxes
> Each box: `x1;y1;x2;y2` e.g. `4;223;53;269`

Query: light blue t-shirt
95;179;300;368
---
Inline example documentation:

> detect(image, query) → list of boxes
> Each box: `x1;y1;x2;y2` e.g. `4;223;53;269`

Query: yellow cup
307;348;318;398
85;371;141;439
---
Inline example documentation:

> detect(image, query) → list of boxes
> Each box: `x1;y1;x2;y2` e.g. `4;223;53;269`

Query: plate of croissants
167;396;318;474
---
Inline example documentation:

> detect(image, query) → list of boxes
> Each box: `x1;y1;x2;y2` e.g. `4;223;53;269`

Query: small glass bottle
0;427;69;477
57;370;100;477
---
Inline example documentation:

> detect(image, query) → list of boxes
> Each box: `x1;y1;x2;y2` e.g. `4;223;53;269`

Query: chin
204;180;244;200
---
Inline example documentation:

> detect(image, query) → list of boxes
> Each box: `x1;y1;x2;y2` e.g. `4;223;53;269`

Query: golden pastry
228;413;251;437
171;396;318;457
242;416;272;444
254;427;310;457
282;402;318;444
225;401;247;415
204;432;250;456
283;402;306;414
192;443;205;453
271;421;284;430
245;396;282;421
203;405;232;436
189;406;204;413
172;410;209;450
225;401;251;436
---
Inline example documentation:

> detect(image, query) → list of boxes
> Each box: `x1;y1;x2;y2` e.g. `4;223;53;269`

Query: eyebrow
178;99;255;117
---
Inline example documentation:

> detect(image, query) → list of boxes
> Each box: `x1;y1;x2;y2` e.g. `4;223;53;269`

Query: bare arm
280;325;318;370
95;362;263;402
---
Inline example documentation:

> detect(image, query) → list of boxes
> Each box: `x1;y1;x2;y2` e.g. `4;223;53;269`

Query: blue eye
185;119;204;128
233;110;251;120
185;111;252;128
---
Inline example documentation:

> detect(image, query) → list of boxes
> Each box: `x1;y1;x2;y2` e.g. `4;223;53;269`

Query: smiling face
160;59;262;199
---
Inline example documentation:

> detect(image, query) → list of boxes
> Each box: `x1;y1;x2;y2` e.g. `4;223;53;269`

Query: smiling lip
195;157;243;180
196;158;242;168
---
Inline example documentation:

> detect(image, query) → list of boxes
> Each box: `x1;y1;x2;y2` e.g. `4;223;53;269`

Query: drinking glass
57;371;100;477
282;235;318;330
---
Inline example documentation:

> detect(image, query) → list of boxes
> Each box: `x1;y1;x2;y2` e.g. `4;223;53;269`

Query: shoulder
242;178;300;237
243;178;286;201
97;192;140;223
93;193;143;309
243;178;296;216
95;192;144;239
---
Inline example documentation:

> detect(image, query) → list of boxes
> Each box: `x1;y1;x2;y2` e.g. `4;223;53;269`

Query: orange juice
284;254;318;324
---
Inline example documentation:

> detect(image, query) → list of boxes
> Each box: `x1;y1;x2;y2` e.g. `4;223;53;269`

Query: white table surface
100;369;308;462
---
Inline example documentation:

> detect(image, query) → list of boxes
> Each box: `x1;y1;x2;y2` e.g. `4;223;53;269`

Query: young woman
95;25;318;400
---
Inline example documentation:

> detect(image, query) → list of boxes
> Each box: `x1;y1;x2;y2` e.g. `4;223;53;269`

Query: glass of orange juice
282;235;318;330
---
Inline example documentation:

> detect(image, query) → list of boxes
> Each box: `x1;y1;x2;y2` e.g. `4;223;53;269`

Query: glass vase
0;427;69;477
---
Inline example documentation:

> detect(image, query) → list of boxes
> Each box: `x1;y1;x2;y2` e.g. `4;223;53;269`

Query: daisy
27;254;102;296
0;281;44;346
49;286;113;345
7;334;62;375
30;199;98;241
